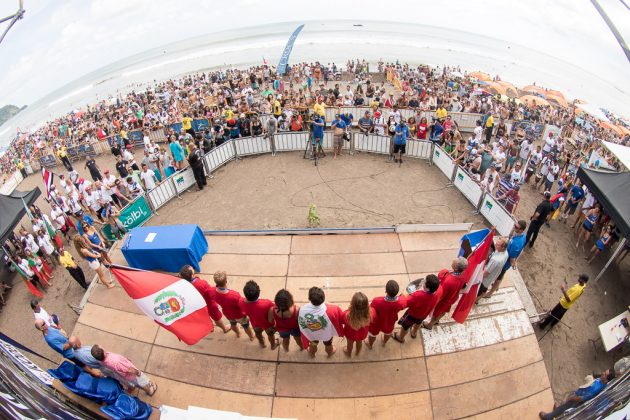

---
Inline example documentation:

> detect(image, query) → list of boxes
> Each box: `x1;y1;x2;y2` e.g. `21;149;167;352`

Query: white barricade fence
149;127;167;143
233;136;271;156
451;112;481;131
452;166;484;208
273;132;309;152
479;193;517;236
0;170;23;195
505;120;514;137
259;114;273;132
322;131;351;150
172;167;197;194
405;139;433;159
204;140;236;173
432;145;457;181
146;174;178;211
324;108;336;125
353;133;391;154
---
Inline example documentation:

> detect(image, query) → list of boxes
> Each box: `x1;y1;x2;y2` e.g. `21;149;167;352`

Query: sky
0;0;629;111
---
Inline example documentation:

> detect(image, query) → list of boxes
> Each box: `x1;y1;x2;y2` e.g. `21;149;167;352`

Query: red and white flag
452;229;494;323
41;168;54;199
111;266;213;345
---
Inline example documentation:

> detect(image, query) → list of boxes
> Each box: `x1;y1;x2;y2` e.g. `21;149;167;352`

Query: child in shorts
367;280;408;348
240;280;278;349
394;275;441;343
179;265;230;333
269;289;304;352
342;292;375;357
213;271;254;340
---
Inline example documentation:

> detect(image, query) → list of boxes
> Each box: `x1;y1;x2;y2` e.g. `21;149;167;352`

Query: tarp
577;166;630;239
576;103;611;122
602;141;630;172
0;187;41;244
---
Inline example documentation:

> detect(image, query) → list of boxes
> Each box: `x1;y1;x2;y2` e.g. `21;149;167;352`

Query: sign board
172;168;197;194
432;145;456;180
479;194;516;236
118;195;152;230
453;167;483;207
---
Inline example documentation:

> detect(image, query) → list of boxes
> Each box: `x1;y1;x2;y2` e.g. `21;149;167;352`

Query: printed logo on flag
153;291;186;323
299;313;328;331
484;200;493;210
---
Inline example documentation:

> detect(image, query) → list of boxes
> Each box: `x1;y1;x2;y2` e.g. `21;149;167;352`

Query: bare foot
258;341;266;348
270;338;279;350
365;340;373;350
222;326;232;334
343;347;351;357
326;346;337;357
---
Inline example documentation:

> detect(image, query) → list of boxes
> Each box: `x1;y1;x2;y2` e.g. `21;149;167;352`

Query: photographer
310;113;325;158
392;120;410;165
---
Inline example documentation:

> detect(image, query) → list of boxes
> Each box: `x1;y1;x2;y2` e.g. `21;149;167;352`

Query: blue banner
277;24;304;75
168;123;183;135
192;118;210;132
128;130;144;145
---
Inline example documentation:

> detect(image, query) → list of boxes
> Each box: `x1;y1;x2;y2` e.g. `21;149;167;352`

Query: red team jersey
433;269;467;318
369;295;408;335
214;288;246;320
273;305;300;333
240;298;275;329
191;277;223;322
342;307;376;341
406;288;442;320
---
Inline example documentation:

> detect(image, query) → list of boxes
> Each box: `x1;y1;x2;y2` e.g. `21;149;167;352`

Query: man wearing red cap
373;111;386;135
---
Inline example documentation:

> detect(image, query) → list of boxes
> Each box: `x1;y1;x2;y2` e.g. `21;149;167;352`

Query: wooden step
465;388;554;420
288;253;406;277
290;233;401;254
208;235;292;255
199;254;288;277
78;303;158;344
398;231;462;251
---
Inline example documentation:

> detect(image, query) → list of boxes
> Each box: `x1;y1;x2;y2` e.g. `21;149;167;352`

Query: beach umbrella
496;81;519;98
469;71;492;81
520;85;546;97
520;95;550;107
495;94;510;102
450;70;464;78
485;82;506;96
617;125;630;136
547;89;566;101
546;93;569;108
600;121;623;136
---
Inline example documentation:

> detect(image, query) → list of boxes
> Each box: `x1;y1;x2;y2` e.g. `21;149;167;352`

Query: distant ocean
1;20;629;146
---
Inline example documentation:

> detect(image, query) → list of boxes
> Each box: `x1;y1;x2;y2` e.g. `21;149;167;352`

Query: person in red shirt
240;280;278;349
342;292;375;357
393;274;441;343
179;265;230;333
367;280;408;348
213;271;254;340
267;289;303;352
422;257;469;330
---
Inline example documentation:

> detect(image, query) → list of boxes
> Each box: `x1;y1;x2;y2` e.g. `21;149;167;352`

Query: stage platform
73;228;553;419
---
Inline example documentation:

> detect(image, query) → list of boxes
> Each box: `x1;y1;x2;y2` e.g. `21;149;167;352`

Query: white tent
602;141;630;172
576;103;610;122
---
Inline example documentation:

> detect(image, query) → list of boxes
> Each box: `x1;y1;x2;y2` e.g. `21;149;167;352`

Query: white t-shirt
543;136;555;152
50;208;66;229
85;191;101;211
34;307;54;327
519;140;531;160
140;170;157;190
474;126;483;141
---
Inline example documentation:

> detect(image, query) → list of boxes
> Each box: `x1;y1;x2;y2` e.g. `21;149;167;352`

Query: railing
353;133;391;155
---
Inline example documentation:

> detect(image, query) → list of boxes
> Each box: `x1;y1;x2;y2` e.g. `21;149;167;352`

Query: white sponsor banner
172;168;196;194
432;145;456;180
0;340;54;386
453;167;483;207
479;193;516;236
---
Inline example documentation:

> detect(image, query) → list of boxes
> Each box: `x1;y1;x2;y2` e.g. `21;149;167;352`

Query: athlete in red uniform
367;280;408;348
268;289;303;352
240;280;278;349
213;271;254;340
393;275;441;343
422;257;469;330
179;265;230;333
342;292;375;357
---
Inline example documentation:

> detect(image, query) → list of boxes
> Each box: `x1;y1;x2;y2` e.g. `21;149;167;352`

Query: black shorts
310;338;334;346
477;283;488;296
398;310;424;330
393;144;406;154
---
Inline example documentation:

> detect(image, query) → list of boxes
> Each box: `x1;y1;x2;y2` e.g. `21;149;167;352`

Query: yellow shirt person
436;107;447;120
313;102;326;118
538;274;588;330
182;116;193;131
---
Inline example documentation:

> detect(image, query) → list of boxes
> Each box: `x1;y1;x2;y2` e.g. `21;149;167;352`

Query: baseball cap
544;191;551;198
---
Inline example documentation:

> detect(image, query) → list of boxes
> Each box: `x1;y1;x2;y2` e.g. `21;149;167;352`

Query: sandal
147;382;158;396
392;332;405;343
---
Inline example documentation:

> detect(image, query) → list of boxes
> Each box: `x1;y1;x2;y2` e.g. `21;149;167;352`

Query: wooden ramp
74;230;553;419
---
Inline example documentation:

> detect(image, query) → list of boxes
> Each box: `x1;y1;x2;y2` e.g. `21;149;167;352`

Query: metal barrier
406;139;433;159
66;143;96;161
452;166;484;209
204;140;236;172
146;173;179;211
0;170;24;195
91;140;110;154
478;193;516;236
353;133;391;155
273;132;310;152
148;127;167;143
233;136;272;156
322;131;351;151
431;145;457;181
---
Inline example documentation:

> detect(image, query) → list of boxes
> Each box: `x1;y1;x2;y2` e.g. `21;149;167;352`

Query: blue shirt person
311;115;325;142
340;113;354;127
38;320;75;359
394;123;410;145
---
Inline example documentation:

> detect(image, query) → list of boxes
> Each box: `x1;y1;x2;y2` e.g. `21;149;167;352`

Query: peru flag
451;229;494;323
111;265;213;345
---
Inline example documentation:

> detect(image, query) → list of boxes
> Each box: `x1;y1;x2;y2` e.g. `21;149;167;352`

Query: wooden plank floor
74;231;553;419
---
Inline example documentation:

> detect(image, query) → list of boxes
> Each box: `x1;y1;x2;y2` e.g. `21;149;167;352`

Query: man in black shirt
115;155;130;178
85;157;102;181
188;143;206;190
526;191;554;248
